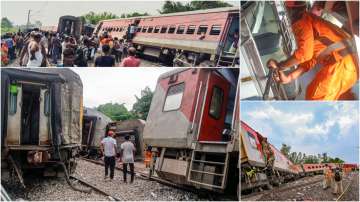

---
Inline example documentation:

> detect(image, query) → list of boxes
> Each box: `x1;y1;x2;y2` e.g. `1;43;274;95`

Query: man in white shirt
101;131;117;180
120;135;136;183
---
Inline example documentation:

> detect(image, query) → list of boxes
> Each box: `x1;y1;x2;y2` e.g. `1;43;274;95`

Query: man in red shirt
120;47;141;67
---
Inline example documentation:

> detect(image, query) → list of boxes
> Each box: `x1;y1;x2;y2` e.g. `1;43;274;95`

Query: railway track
78;157;236;200
242;176;323;201
69;175;122;201
336;173;356;201
78;157;194;192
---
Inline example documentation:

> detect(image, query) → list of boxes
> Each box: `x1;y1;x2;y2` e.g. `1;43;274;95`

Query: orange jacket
292;12;358;100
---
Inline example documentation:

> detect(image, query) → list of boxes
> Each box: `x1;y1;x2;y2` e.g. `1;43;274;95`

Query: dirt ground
242;172;359;201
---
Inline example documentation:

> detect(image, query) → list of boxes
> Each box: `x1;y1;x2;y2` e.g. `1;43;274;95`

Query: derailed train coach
240;121;299;191
1;68;83;185
80;108;112;158
143;68;239;195
108;119;146;161
94;7;239;67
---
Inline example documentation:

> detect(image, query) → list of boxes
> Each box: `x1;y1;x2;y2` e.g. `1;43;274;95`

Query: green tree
125;12;149;18
158;0;233;14
1;17;13;28
131;86;153;120
97;103;133;121
82;11;118;25
280;143;291;158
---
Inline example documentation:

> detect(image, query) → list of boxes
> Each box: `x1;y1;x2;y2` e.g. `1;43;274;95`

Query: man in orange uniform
267;1;358;100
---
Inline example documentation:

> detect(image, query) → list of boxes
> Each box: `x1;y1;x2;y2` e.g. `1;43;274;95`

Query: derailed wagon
108;119;146;161
80;107;112;158
143;68;239;196
94;7;239;67
240;121;299;191
1;68;83;186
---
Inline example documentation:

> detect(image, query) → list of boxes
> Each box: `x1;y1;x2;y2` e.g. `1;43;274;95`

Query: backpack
334;170;341;181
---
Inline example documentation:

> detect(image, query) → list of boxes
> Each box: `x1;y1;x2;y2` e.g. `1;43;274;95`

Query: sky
241;101;359;163
71;67;170;110
1;0;238;26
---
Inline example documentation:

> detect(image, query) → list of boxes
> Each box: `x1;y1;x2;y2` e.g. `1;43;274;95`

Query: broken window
163;83;185;112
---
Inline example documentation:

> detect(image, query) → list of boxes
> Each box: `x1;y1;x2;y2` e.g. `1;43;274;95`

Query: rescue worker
333;167;343;195
322;166;332;189
267;1;358;100
261;138;275;170
144;146;152;168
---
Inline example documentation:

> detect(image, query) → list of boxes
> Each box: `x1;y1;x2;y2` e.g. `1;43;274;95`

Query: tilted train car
80;107;112;158
240;1;359;100
58;15;94;38
107;119;146;161
240;121;298;191
94;7;239;67
1;68;83;185
143;68;239;195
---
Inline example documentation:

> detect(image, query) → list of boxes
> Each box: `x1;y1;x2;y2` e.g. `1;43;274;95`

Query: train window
163;83;185;112
154;26;160;33
148;26;154;33
137;27;142;32
186;25;196;34
142;26;148;33
44;90;50;116
246;132;257;149
168;25;176;34
9;84;18;115
210;25;221;35
177;25;185;34
197;25;208;35
209;86;223;119
160;26;168;33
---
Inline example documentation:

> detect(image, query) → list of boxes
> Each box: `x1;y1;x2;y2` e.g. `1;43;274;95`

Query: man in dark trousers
100;131;117;181
120;135;136;183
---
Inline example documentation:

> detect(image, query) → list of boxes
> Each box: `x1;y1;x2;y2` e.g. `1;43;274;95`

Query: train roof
100;6;239;23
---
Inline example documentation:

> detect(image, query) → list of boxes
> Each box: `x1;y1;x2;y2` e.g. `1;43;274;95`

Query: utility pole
26;10;31;30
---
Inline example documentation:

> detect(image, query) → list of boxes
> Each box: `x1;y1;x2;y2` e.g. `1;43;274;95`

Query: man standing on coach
120;135;136;183
101;131;117;181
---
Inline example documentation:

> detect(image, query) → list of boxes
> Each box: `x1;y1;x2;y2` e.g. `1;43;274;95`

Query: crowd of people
1;28;141;67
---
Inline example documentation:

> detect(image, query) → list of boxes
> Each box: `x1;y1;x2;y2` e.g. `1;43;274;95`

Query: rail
336;172;356;201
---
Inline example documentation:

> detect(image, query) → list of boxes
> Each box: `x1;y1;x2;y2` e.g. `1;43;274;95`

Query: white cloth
121;141;136;163
101;137;117;157
27;44;43;67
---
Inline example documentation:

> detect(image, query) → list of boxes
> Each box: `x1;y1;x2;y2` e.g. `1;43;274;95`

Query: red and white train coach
95;7;239;67
240;121;299;191
143;68;239;196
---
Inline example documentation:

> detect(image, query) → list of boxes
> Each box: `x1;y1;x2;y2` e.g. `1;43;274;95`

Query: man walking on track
101;131;117;181
120;135;136;183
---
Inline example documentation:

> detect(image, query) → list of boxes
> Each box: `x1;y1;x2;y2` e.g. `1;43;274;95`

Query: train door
19;84;49;145
223;13;240;53
240;1;300;100
198;72;230;142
